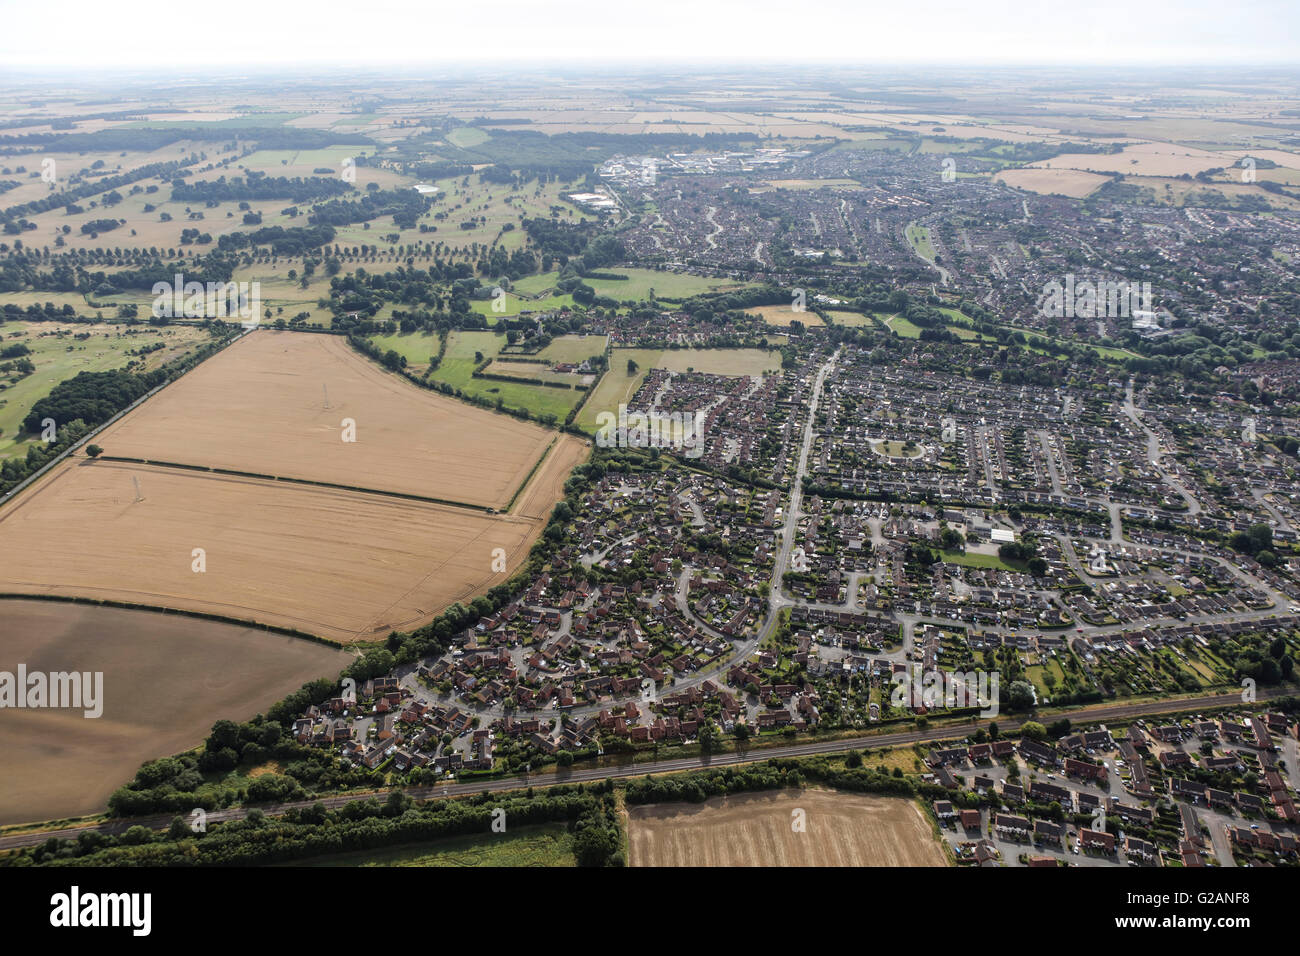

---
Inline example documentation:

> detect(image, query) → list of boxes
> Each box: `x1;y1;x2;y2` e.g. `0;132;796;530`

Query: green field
530;334;608;363
587;268;751;302
296;823;576;867
370;328;582;421
906;224;937;262
936;548;1023;572
576;348;663;432
0;321;209;457
446;127;492;148
468;291;576;319
577;346;780;433
884;314;923;338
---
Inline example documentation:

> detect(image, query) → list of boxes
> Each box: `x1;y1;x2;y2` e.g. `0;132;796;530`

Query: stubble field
0;329;587;642
92;331;554;510
626;789;948;867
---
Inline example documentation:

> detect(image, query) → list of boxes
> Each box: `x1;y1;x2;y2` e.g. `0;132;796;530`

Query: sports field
627;789;948;867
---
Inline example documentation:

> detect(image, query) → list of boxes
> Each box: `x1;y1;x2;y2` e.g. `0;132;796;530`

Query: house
1079;828;1116;853
1125;836;1159;864
1033;819;1064;845
994;813;1031;840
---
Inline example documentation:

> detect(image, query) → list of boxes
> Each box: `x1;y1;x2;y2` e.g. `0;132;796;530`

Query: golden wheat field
92;330;556;511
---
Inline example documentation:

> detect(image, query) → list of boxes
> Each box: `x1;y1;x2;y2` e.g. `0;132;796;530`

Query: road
1121;379;1202;516
0;687;1281;852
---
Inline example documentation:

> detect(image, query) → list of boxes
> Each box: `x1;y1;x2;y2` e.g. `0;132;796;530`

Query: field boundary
504;436;557;515
0;593;348;648
0;329;244;512
94;455;495;514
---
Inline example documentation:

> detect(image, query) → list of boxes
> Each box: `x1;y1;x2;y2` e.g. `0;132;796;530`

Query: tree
1008;680;1036;711
86;444;103;458
1020;720;1047;742
626;358;639;374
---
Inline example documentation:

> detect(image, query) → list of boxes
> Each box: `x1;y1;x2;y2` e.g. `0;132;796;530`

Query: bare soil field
0;459;550;643
626;788;948;867
0;598;347;825
93;330;554;511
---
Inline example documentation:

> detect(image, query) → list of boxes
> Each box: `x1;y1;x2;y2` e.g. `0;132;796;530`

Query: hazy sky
1;0;1297;71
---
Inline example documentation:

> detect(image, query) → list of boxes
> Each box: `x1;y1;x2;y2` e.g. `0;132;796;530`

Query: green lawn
295;823;576;867
936;549;1023;572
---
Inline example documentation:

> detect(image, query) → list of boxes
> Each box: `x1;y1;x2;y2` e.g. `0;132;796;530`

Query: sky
0;0;1297;72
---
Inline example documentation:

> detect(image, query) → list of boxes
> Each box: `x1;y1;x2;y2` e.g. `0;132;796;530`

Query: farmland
0;459;547;642
93;331;554;510
0;321;211;457
626;789;948;867
0;329;588;642
0;598;347;824
994;167;1112;198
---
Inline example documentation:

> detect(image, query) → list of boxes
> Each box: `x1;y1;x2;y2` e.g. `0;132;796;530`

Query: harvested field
626;789;948;867
93;331;552;511
0;458;559;643
654;348;781;376
747;304;820;327
995;167;1112;198
0;598;347;825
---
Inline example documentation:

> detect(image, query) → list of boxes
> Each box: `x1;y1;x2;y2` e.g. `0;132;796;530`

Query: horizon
1;0;1297;73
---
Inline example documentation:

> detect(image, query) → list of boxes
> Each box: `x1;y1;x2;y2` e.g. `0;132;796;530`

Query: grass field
0;598;347;825
906;224;937;262
0;321;210;457
627;789;948;866
297;823;575;866
412;329;586;421
576;347;778;433
885;314;923;338
575;348;661;432
746;304;820;327
586;268;751;302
